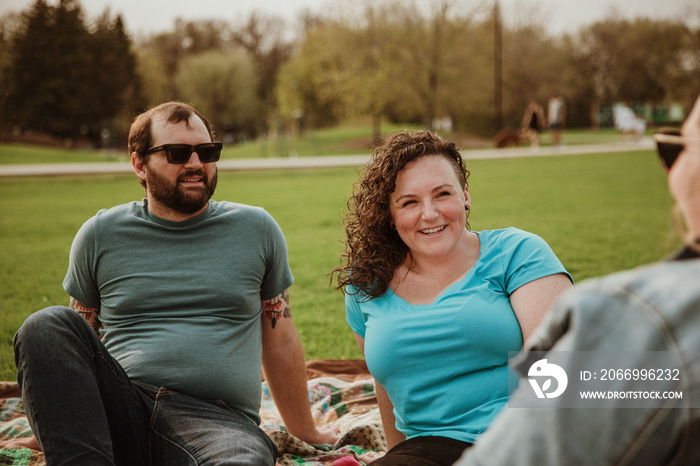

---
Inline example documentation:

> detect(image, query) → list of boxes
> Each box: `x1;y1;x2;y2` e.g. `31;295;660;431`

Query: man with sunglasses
454;95;700;466
10;102;338;465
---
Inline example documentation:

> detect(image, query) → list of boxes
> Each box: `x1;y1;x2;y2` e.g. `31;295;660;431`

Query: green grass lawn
0;125;639;164
0;148;677;380
0;120;415;164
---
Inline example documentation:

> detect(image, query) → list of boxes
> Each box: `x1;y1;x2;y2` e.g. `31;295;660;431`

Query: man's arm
69;296;101;336
260;290;339;445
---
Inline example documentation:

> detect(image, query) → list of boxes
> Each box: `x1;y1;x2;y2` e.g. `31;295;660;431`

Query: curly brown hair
332;130;470;300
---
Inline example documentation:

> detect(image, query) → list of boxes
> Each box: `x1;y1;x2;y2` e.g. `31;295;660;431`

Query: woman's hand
303;425;341;446
0;435;41;451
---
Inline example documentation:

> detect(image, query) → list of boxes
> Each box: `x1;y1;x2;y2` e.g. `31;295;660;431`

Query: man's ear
131;152;147;183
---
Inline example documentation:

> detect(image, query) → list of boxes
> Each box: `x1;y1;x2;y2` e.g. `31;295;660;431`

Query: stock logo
527;359;568;399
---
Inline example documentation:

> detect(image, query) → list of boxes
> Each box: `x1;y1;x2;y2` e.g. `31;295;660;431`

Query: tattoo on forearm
263;289;291;329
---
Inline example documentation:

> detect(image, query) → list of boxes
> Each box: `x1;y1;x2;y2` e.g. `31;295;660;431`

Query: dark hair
332;130;470;299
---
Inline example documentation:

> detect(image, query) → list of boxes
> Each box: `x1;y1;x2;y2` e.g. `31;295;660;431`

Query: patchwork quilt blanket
0;360;386;466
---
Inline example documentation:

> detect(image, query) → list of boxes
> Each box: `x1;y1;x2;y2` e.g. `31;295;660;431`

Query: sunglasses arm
653;133;700;145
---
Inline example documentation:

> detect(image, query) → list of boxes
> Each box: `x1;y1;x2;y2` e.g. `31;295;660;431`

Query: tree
575;19;691;103
230;12;294;130
174;50;260;141
87;12;143;145
0;13;23;132
443;17;499;135
277;22;349;132
5;0;87;137
279;0;486;138
4;0;141;144
134;48;170;109
500;24;571;128
387;0;481;131
143;19;231;101
303;0;397;143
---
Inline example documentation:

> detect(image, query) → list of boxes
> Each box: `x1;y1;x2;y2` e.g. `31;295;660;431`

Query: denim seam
151;429;199;465
95;351;148;424
149;390;200;465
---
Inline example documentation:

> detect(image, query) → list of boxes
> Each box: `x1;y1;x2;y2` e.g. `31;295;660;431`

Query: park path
0;139;655;178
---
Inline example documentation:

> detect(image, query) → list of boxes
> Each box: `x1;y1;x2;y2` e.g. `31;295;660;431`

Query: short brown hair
128;101;215;161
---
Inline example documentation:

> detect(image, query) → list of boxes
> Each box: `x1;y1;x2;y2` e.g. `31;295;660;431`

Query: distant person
5;101;337;465
454;94;700;465
521;99;546;148
548;92;566;147
332;130;573;466
614;102;646;142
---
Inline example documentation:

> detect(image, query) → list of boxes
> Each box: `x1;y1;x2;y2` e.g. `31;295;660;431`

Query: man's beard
146;167;218;215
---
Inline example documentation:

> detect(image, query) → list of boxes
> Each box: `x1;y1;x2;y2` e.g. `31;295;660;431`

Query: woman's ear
464;187;471;210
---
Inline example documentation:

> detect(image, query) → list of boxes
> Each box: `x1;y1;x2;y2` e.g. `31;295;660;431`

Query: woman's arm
509;273;572;343
374;382;405;450
353;332;405;449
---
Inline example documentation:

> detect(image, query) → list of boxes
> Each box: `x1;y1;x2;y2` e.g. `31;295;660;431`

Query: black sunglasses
652;128;699;170
145;143;223;164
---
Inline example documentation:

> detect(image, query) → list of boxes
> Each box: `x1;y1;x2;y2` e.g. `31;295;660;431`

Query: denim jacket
455;248;700;466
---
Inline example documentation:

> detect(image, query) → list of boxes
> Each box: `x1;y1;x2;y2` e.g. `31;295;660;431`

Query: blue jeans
13;306;277;465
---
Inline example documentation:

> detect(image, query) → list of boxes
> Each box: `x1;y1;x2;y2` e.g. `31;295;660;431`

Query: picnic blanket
0;359;386;466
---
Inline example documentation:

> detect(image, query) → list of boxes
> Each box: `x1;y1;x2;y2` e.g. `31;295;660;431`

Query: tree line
1;0;699;149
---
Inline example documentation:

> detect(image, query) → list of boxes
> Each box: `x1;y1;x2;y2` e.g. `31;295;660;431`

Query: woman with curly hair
333;130;573;465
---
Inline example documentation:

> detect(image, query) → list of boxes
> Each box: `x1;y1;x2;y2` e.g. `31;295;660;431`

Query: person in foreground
6;101;337;465
454;95;700;465
332;131;573;465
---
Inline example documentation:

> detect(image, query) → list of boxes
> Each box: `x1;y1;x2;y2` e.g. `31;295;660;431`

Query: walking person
548;92;566;148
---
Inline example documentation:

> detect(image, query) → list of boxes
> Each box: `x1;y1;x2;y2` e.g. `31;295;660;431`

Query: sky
0;0;697;38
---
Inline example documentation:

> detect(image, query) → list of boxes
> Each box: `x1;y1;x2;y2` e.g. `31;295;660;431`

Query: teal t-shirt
63;200;294;424
346;228;572;443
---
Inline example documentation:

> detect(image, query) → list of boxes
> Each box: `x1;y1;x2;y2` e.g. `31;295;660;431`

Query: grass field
0;125;634;165
0;146;678;381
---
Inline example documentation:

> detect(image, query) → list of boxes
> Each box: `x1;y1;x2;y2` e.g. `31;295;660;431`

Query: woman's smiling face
389;154;471;261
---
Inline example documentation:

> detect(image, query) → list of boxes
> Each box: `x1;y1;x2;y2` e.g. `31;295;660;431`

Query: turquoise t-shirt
63;200;294;424
346;228;572;443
